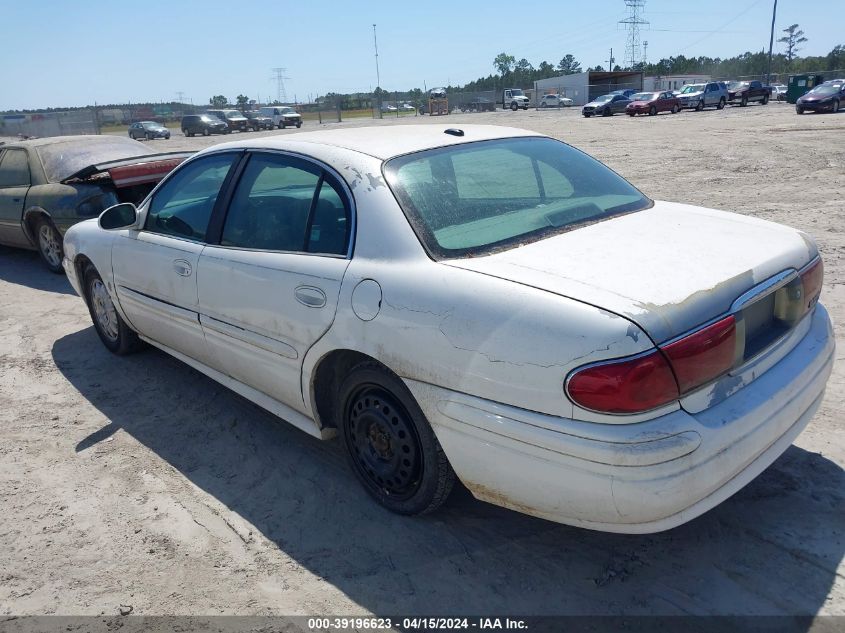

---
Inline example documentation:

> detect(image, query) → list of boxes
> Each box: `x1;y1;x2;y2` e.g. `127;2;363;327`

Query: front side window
384;137;650;259
220;154;351;255
145;153;237;241
0;149;31;187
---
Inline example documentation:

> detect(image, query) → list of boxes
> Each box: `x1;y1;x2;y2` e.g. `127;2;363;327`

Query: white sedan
539;94;574;107
62;125;834;533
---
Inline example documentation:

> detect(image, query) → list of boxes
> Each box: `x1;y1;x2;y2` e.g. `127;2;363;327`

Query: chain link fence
0;110;99;138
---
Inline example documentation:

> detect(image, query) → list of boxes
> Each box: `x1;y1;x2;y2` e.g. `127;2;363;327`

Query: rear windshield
36;136;153;182
384;137;651;259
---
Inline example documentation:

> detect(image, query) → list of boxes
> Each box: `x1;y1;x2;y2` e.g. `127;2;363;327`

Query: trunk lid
444;201;817;343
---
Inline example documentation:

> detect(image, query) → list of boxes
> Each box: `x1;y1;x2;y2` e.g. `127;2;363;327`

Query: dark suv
206;109;249;132
244;111;274;131
181;114;228;137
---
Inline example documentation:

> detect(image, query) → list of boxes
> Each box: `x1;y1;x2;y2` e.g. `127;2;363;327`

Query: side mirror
99;202;139;230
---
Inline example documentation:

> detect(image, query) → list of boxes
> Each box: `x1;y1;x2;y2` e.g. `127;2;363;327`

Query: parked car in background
502;88;530;110
0;135;188;272
609;89;638;98
582;94;631;117
62;124;833;533
727;80;771;106
206;109;249;132
259;106;303;129
128;121;171;140
381;103;398;112
400;103;416;111
181;114;229;137
677;82;728;111
795;83;845;114
460;97;496;112
244;111;274;131
771;85;788;101
626;91;680;116
539;94;573;108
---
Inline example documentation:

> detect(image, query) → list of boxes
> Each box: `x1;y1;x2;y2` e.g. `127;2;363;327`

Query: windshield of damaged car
728;81;748;90
681;84;704;94
384;137;651;259
631;93;656;101
37;137;154;182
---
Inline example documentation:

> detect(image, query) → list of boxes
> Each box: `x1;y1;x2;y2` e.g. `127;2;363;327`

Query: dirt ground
1;103;843;619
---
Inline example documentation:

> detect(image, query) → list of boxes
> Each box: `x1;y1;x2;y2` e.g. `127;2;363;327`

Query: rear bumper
406;304;834;533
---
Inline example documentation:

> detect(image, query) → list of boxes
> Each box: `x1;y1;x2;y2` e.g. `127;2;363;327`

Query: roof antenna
444;128;464;136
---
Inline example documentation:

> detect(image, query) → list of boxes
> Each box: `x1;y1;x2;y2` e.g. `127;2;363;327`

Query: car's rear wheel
202;128;210;136
35;219;64;274
338;362;456;515
648;106;657;116
671;104;679;113
83;266;142;355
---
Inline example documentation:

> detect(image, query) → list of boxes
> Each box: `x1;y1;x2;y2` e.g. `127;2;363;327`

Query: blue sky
1;0;841;110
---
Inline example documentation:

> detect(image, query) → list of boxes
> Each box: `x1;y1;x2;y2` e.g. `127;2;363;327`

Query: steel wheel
90;279;119;343
346;384;422;501
37;221;63;272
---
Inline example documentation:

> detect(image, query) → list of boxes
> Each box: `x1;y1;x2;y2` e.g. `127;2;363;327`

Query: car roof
2;134;138;149
200;124;542;160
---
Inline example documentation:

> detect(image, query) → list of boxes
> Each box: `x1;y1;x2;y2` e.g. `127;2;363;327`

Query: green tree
235;94;250;112
778;24;808;66
209;95;228;107
493;53;516;75
556;54;582;75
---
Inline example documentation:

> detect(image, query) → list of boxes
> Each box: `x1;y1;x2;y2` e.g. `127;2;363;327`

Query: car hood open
61;151;192;188
443;201;816;343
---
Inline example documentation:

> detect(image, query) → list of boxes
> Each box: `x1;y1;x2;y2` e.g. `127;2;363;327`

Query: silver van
258;106;303;129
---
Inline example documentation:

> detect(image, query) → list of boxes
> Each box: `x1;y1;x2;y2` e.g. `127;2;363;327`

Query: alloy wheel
38;223;62;269
90;279;119;342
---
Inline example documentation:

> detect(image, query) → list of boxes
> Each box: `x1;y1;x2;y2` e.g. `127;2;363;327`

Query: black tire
648;106;657;116
695;100;704;112
761;95;769;105
510;102;518;111
145;132;152;140
628;112;636;117
338;361;456;515
279;122;286;129
128;131;133;138
671;104;679;114
796;105;805;114
296;122;302;128
717;98;725;110
34;217;64;274
833;99;840;113
202;128;210;136
583;113;591;118
602;107;611;117
83;265;142;355
182;129;188;136
741;95;748;107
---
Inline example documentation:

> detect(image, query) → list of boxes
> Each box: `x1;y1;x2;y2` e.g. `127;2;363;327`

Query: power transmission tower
619;0;649;69
642;40;648;66
271;67;289;104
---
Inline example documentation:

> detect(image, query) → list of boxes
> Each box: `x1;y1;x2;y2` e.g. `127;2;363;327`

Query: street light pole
766;0;778;86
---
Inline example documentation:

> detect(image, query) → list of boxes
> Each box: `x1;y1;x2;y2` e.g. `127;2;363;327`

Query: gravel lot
1;103;843;618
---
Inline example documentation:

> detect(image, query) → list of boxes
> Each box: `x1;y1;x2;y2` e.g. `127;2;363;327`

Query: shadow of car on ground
52;326;844;617
0;246;75;295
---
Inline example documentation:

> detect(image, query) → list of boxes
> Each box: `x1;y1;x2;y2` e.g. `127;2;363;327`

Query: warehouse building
532;71;644;106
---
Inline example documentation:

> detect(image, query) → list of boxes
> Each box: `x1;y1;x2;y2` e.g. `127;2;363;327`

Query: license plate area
735;274;804;365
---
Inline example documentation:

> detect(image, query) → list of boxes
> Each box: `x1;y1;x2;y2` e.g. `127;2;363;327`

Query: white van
258;106;303;129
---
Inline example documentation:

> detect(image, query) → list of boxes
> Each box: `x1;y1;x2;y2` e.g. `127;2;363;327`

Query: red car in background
626;91;680;116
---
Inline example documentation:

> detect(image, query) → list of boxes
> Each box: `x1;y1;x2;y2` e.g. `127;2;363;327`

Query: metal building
533;71;644;106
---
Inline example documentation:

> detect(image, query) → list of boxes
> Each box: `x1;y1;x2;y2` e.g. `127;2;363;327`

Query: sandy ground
1;103;843;619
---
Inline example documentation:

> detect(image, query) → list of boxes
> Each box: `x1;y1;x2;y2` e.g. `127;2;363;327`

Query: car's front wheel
338;361;456;515
83;266;142;355
717;98;726;110
35;218;64;274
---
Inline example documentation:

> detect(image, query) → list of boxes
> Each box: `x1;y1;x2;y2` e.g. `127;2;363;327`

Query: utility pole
175;91;185;119
606;48;615;71
619;1;648;69
373;24;382;117
271;67;289;104
642;40;648;66
766;0;778;86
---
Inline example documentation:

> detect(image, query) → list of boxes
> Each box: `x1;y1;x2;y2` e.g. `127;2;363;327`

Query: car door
0;148;33;248
111;151;241;366
196;151;353;410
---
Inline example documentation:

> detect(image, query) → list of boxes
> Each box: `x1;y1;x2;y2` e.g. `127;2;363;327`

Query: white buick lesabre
62;125;834;533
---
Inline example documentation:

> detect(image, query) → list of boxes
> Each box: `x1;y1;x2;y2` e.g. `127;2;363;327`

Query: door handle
295;285;327;308
173;259;192;277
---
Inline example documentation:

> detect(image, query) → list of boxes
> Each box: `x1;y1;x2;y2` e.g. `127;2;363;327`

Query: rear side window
0;149;31;187
221;154;350;255
145;153;237;241
385;137;650;259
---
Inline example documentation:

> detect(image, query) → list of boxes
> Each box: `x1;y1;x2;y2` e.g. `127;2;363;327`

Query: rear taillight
799;258;823;313
566;351;679;414
661;316;736;393
567;315;737;414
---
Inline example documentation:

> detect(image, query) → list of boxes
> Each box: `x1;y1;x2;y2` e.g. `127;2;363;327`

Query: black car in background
128;121;171;140
206;109;250;132
244;111;274;131
796;82;845;114
180;114;229;137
